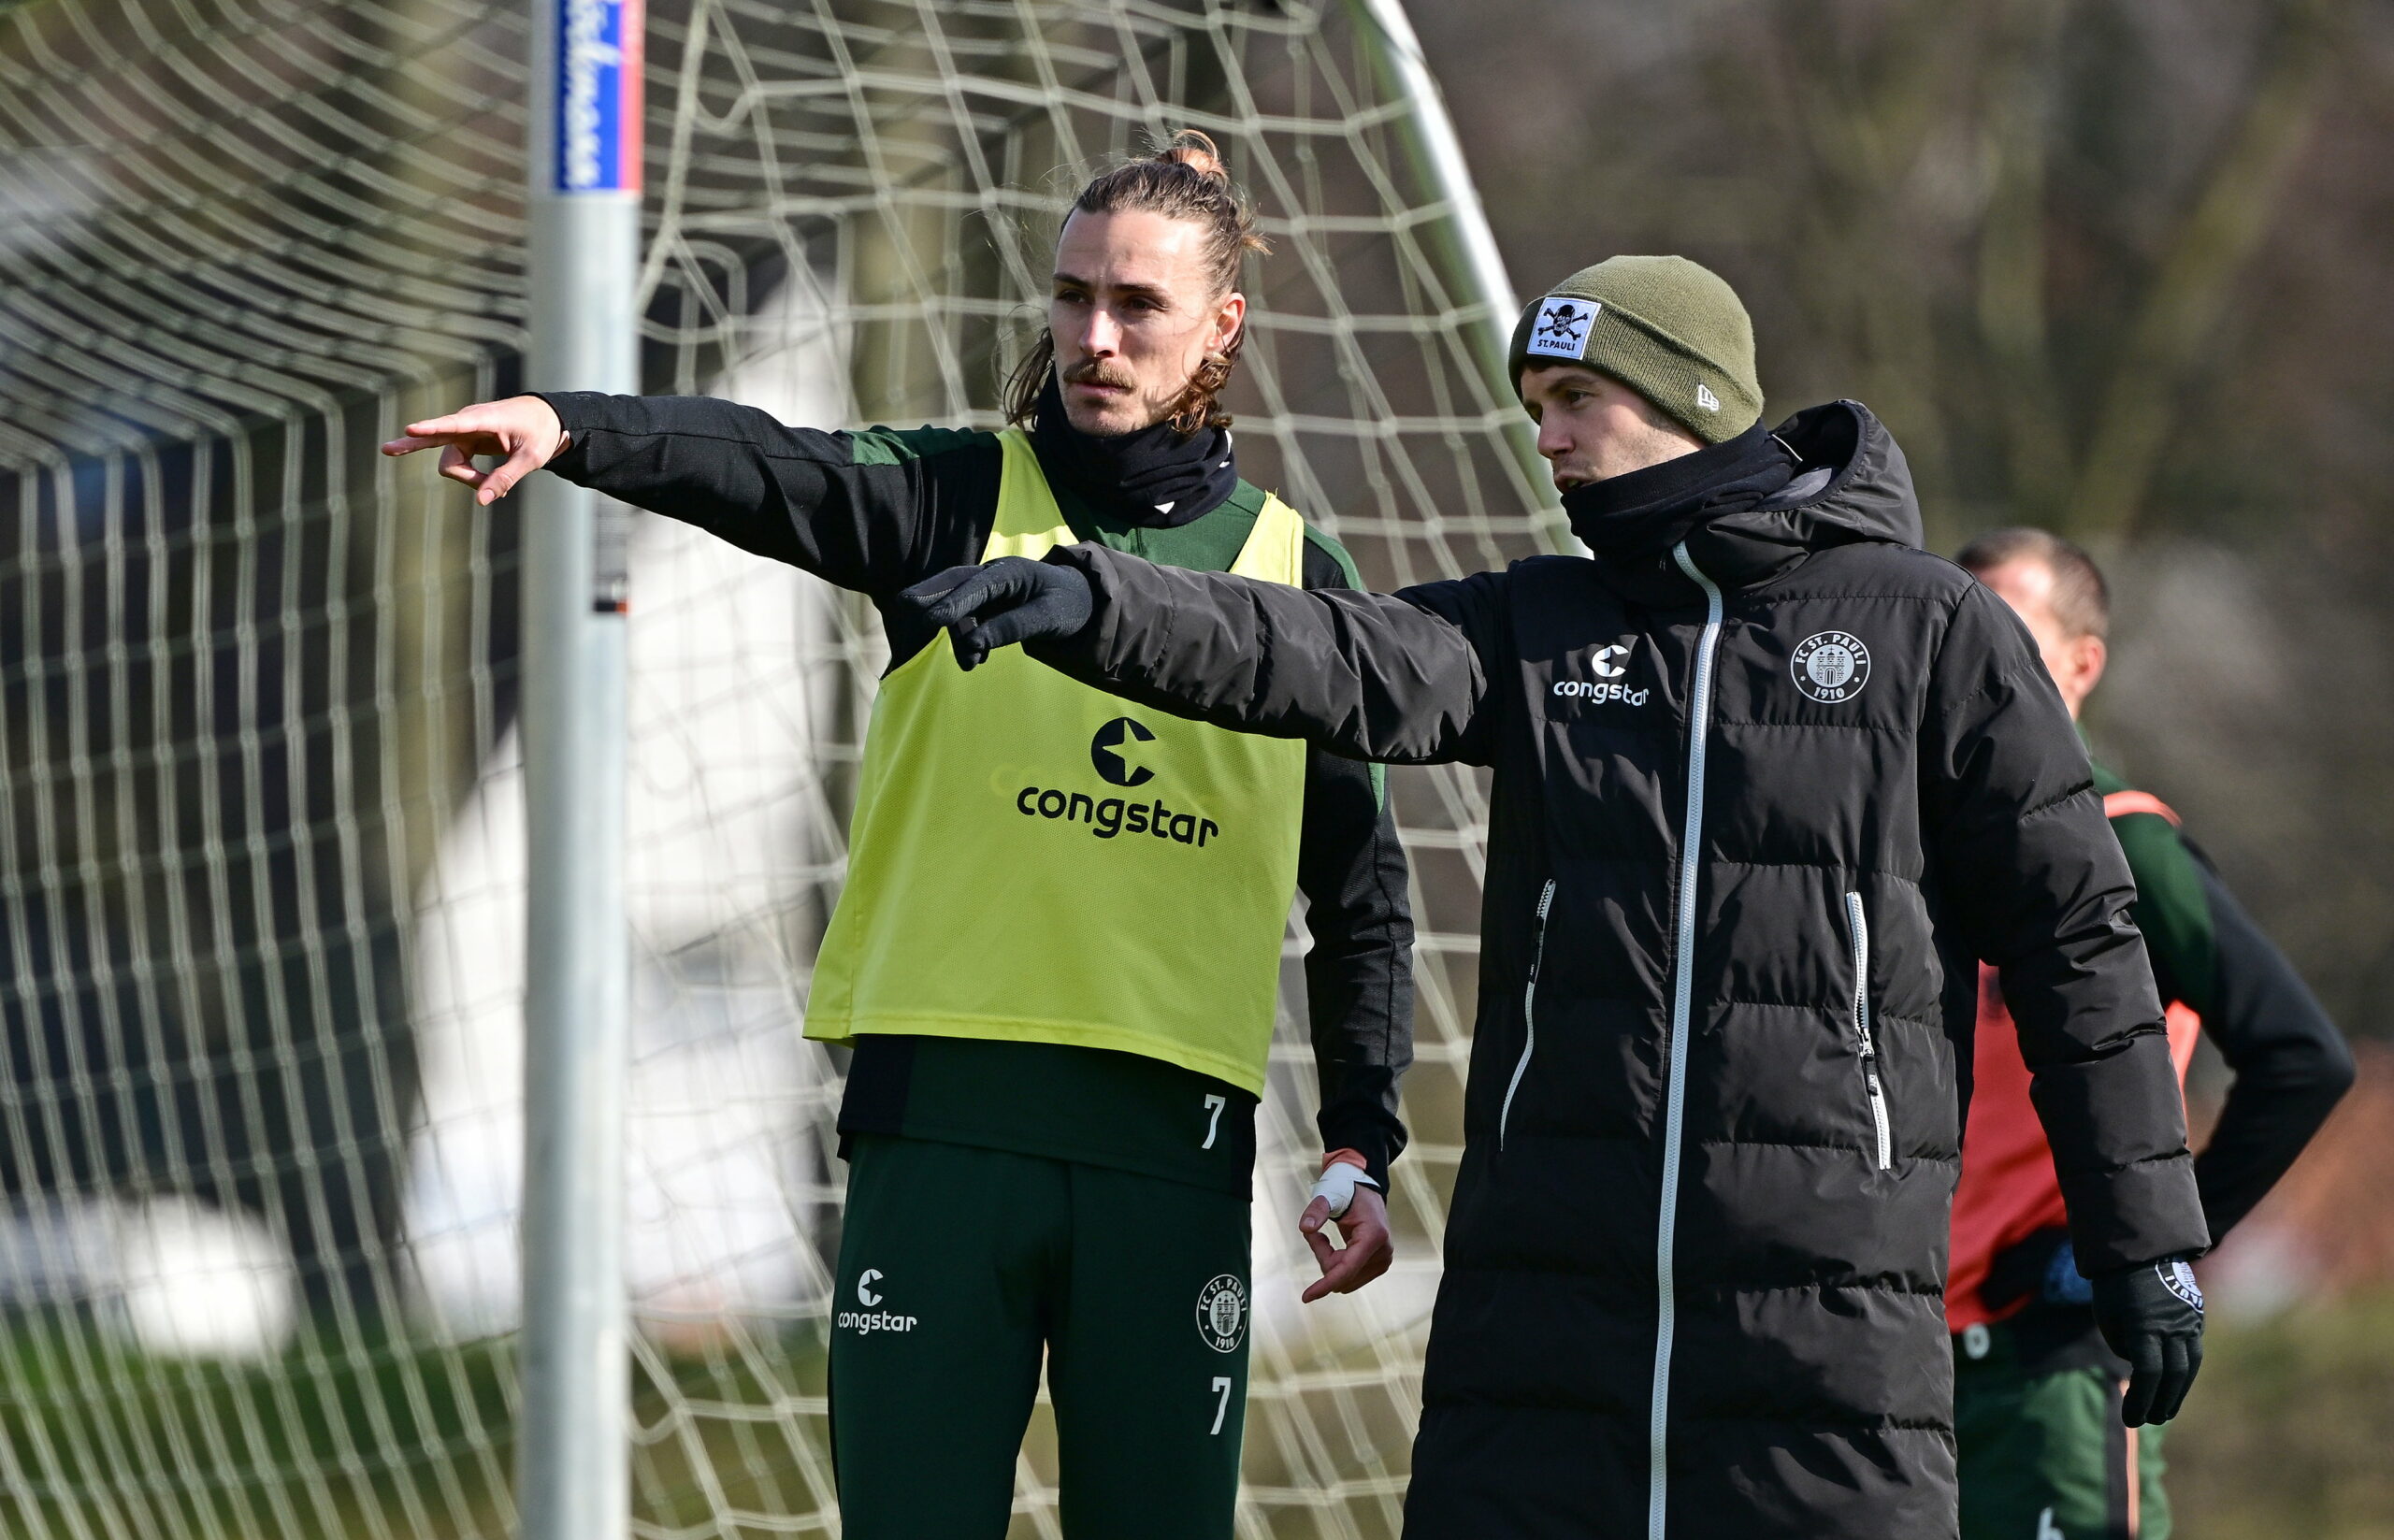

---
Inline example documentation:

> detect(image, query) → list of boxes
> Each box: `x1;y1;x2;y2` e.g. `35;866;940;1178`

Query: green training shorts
829;1133;1253;1540
1954;1322;2170;1540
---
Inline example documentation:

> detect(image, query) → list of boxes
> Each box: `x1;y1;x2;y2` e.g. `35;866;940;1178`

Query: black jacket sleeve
1033;542;1507;765
1297;749;1414;1190
1291;543;1415;1190
2186;857;2355;1239
1921;583;2209;1273
533;391;1000;596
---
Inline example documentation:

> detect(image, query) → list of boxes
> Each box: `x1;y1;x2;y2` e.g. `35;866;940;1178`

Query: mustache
1061;357;1137;390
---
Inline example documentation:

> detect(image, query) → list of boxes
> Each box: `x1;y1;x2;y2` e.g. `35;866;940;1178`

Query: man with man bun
384;133;1414;1540
904;254;2214;1539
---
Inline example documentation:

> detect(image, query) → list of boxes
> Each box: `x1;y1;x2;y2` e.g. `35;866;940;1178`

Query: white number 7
1201;1094;1227;1150
1210;1375;1233;1435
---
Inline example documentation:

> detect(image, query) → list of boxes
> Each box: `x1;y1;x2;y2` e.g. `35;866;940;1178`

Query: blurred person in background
382;132;1413;1540
1950;528;2354;1540
900;255;2214;1540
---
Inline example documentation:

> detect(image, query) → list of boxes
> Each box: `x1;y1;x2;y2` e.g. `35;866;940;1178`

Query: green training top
2092;759;2218;1015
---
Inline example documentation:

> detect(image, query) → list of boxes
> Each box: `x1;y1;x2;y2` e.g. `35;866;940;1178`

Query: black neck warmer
1031;372;1239;528
1560;421;1795;565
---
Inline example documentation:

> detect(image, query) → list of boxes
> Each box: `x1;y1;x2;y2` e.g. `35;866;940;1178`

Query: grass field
2170;1295;2394;1540
0;1317;840;1539
0;1298;2385;1538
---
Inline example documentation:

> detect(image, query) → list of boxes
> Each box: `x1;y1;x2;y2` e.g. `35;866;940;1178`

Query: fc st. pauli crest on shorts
1195;1274;1248;1353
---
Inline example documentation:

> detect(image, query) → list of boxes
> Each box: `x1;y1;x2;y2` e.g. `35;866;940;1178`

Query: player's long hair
1003;130;1269;437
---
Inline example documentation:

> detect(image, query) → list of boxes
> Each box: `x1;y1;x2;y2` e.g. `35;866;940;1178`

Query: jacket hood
1672;399;1923;591
1757;398;1923;547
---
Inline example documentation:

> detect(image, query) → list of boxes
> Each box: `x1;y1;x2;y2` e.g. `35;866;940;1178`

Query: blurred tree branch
1737;0;1992;525
2068;0;2352;540
1675;0;2351;541
1974;0;2074;523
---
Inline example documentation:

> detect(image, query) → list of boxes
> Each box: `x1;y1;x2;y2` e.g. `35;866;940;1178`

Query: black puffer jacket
1030;402;2207;1540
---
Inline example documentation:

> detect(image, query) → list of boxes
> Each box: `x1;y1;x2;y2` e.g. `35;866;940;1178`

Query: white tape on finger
1308;1162;1379;1220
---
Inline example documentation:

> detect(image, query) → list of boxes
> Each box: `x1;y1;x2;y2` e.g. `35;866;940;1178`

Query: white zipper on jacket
1498;879;1559;1151
1651;541;1723;1540
1844;892;1893;1171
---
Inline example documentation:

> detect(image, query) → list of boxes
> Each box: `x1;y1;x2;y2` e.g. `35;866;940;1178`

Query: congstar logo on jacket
1014;717;1225;848
1551;642;1649;706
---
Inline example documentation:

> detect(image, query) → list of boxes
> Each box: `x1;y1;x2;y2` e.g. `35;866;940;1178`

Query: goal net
0;0;1554;1534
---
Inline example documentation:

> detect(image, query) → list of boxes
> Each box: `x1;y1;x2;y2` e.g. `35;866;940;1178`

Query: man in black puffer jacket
902;256;2210;1540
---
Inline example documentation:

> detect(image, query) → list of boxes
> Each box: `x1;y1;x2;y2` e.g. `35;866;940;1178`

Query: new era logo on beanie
1507;255;1763;444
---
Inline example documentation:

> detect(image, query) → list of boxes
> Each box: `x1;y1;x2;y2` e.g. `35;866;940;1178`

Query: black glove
2089;1254;2205;1426
898;557;1094;671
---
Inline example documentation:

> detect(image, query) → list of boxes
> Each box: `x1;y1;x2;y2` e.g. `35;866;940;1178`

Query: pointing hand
899;557;1095;670
380;395;570;506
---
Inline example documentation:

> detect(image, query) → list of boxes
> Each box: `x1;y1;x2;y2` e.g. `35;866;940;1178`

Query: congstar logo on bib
1015;716;1225;847
1089;715;1155;786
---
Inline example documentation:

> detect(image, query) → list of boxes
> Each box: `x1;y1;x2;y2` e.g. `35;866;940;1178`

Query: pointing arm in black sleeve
535;391;998;596
901;540;1507;765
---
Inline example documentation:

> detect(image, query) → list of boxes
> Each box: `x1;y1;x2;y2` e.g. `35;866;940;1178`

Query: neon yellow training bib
803;428;1310;1095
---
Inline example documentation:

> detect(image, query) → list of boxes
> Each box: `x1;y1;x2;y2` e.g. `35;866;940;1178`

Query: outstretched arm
382;392;995;597
901;543;1509;765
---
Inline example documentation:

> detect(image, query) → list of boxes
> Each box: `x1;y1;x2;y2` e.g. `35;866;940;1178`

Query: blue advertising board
555;0;643;193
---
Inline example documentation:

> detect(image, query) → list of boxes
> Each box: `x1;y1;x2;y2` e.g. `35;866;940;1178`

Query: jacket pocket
1499;879;1558;1151
1843;891;1893;1171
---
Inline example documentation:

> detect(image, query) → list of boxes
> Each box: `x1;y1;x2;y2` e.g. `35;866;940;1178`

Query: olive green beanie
1506;255;1762;443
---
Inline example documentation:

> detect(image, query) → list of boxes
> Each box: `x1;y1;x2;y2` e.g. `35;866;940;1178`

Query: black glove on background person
901;557;1094;671
2090;1255;2205;1426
